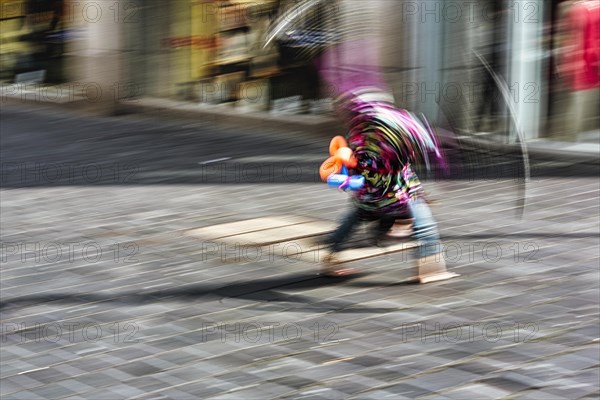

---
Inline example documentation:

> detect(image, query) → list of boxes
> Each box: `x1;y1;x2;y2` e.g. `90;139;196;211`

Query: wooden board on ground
185;215;315;240
248;238;418;264
186;215;419;264
220;221;336;246
333;241;419;263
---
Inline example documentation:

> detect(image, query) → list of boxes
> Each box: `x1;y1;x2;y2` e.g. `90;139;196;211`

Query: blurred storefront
123;0;322;113
386;0;599;144
1;0;597;147
0;0;67;83
119;0;598;144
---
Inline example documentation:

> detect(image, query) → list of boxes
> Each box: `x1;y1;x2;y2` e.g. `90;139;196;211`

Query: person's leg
321;207;362;276
408;198;441;257
408;198;458;283
372;215;396;244
383;210;416;241
328;208;361;253
371;213;414;244
573;88;600;138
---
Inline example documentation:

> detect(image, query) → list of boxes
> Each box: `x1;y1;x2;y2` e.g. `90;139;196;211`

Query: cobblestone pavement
2;178;598;399
1;106;599;399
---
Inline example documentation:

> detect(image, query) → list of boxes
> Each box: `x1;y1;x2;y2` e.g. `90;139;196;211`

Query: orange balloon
334;146;357;168
347;155;357;168
319;156;342;181
329;136;348;156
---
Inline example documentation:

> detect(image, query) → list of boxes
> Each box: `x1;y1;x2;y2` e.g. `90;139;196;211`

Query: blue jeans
407;198;442;257
328;198;441;258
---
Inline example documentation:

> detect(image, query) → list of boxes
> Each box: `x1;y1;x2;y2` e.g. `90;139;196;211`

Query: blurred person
315;38;457;283
474;4;508;133
319;87;458;284
266;0;459;282
557;0;600;138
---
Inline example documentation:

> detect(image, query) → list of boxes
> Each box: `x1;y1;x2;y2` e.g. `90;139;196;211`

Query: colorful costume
340;93;443;215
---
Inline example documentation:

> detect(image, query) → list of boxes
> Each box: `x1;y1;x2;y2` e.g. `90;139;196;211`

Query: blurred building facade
1;0;598;144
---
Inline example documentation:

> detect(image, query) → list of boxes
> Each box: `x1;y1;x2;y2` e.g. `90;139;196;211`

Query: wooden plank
333;241;419;263
187;215;420;265
223;221;336;246
264;238;419;264
185;215;314;240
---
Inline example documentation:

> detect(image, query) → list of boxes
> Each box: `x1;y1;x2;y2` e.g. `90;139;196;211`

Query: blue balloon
327;174;365;191
327;174;347;187
347;175;365;190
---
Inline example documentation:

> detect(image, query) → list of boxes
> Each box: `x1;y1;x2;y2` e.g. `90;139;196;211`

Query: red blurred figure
561;0;600;91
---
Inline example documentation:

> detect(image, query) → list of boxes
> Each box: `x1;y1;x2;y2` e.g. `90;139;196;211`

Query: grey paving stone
293;386;350;399
440;383;512;399
346;355;390;368
55;379;97;395
6;390;48;400
60;358;116;374
360;367;415;382
146;388;200;400
116;361;165;378
103;383;147;398
545;333;595;347
28;383;79;399
379;383;431;397
356;389;412;399
429;349;476;362
572;343;600;361
212;371;262;387
486;350;540;364
205;387;267;399
72;372;123;389
405;368;480;392
478;373;545;393
268;376;319;390
512;389;568;399
499;371;547;389
324;379;372;395
542;386;600;399
0;380;26;396
3;375;46;391
453;360;507;376
546;353;600;372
